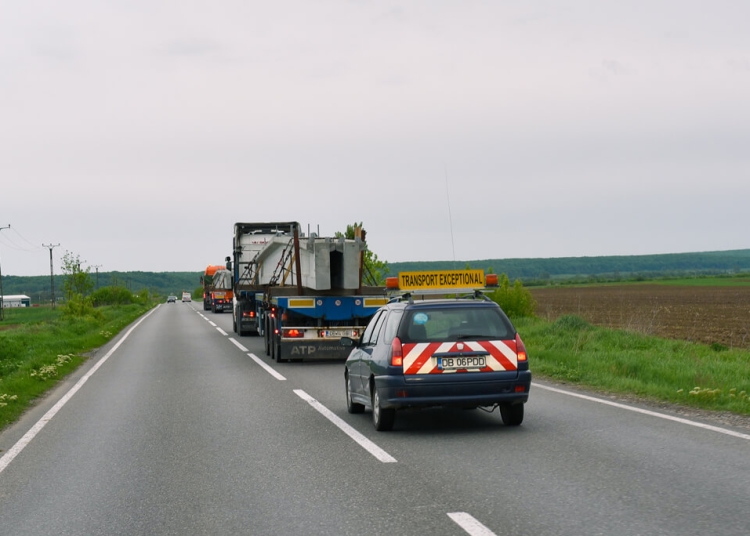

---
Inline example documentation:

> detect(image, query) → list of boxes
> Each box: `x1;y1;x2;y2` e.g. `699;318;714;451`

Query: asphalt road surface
1;303;749;535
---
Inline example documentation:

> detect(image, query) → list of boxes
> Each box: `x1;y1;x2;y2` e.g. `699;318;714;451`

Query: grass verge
515;315;750;415
0;304;155;431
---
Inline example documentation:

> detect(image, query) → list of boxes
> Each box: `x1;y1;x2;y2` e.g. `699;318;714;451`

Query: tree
61;251;94;301
336;222;389;286
61;251;97;317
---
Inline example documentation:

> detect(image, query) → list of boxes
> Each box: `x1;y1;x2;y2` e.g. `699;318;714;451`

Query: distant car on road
182;292;192;302
167;296;177;303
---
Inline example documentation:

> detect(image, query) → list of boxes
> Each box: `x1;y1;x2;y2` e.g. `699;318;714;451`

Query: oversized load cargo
228;222;386;360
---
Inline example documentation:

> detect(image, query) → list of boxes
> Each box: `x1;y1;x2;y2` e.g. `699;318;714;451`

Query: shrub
91;286;136;306
487;274;537;318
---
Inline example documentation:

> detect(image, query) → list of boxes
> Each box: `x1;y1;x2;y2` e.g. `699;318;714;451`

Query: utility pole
0;224;10;320
92;264;102;289
43;243;60;307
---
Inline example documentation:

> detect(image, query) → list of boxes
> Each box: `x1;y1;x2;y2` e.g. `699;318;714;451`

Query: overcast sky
1;1;749;277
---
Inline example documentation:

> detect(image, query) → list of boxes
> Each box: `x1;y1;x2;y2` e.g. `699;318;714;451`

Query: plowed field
530;285;750;349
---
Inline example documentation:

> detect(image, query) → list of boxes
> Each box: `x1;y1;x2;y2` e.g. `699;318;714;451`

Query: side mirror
340;336;356;348
225;256;232;271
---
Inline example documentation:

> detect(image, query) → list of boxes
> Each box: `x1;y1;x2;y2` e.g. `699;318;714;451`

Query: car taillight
283;329;304;338
516;334;527;362
391;337;403;367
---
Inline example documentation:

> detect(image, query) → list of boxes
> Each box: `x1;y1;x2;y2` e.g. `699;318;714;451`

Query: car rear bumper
374;370;531;409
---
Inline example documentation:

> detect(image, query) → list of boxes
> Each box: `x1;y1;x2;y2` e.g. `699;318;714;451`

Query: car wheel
346;372;364;414
371;384;395;431
500;403;524;426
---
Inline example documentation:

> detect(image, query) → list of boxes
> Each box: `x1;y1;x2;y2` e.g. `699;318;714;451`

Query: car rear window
399;306;514;342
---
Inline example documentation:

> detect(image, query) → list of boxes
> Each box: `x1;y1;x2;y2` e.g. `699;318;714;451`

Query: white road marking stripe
293;389;397;463
208;321;217;327
0;308;158;475
229;338;248;352
535;382;750;441
248;353;286;381
447;512;497;536
216;327;228;336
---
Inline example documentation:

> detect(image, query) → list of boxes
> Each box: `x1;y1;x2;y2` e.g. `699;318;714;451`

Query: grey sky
2;1;749;277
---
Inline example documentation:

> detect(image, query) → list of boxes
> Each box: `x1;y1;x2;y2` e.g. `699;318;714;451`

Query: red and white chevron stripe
402;340;519;375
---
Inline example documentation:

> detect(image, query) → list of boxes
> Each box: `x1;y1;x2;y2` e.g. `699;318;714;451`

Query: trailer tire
264;317;271;356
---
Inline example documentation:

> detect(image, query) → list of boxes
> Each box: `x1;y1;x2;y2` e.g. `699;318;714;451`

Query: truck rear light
516;334;527;362
391;337;403;366
283;329;304;338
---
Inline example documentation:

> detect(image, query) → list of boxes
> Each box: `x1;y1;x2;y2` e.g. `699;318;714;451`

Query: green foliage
61;251;94;302
487;274;537;318
61;295;102;320
91;286;137;306
514;316;750;415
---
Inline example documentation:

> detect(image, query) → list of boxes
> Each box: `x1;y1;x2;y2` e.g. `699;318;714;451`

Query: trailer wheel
264;316;271;356
273;320;286;363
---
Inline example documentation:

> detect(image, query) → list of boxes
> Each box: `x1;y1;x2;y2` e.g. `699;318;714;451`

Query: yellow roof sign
398;270;486;291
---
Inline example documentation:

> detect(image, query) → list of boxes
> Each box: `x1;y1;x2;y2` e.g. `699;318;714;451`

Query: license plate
322;330;351;338
438;356;486;370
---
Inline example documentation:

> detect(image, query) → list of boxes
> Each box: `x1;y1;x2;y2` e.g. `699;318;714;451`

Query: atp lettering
291;345;317;355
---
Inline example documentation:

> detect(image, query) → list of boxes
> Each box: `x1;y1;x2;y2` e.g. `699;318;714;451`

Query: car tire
371;384;395;431
500;403;524;426
346;372;365;414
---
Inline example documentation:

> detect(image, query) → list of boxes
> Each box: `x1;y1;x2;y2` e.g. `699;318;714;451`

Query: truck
200;264;234;313
227;221;387;361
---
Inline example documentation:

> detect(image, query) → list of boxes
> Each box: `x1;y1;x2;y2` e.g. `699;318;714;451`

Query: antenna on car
445;165;457;269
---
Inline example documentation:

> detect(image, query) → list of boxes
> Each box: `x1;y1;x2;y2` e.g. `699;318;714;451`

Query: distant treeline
386;249;750;285
4;249;750;304
2;271;200;304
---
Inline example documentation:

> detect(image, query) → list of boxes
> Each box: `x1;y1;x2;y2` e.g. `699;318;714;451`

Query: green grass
515;315;750;415
0;304;155;431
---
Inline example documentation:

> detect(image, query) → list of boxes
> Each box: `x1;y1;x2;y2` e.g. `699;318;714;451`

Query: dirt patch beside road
531;285;750;350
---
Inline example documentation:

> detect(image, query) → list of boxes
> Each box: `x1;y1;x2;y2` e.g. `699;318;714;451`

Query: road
1;302;749;535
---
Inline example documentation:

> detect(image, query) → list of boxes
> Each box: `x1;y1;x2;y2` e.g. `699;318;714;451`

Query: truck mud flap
281;341;351;361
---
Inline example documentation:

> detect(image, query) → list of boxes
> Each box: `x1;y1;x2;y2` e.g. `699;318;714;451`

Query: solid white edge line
447;512;497;536
293;389;397;463
216;328;228;336
534;382;750;441
248;353;286;381
229;338;248;353
0;307;158;475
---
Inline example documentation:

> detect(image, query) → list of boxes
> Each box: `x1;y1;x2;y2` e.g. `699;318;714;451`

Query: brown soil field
530;285;750;350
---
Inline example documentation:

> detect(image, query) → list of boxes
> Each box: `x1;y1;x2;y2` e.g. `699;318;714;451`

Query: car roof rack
387;288;493;304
